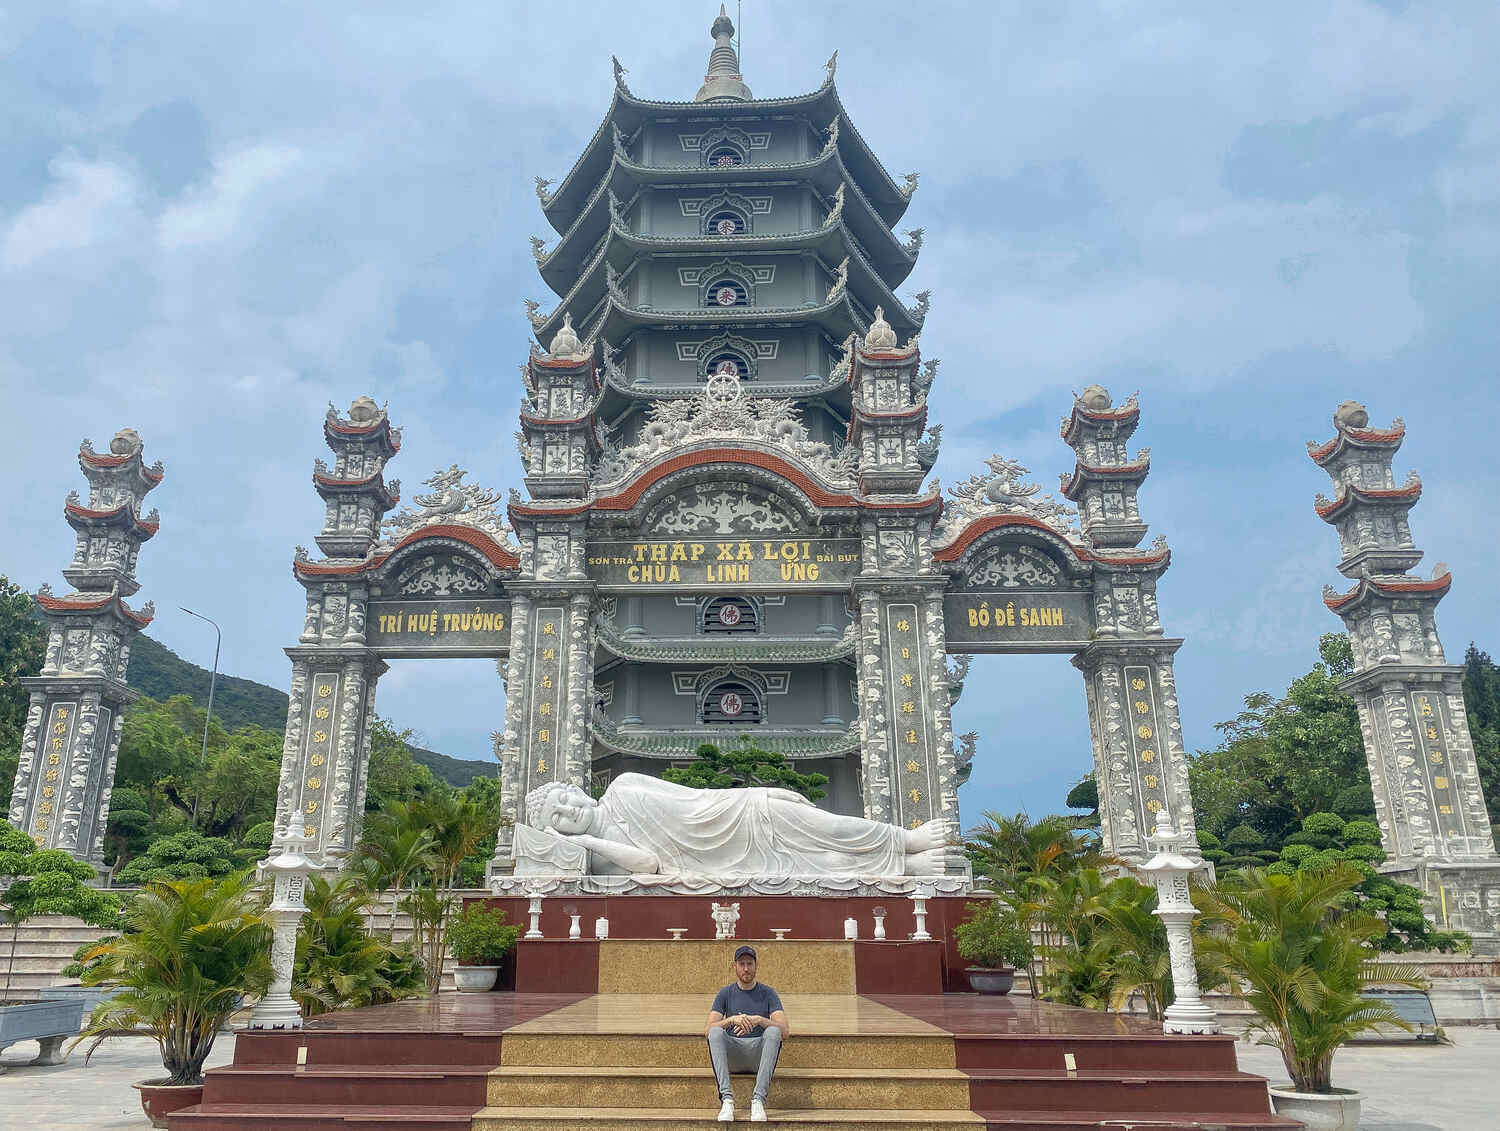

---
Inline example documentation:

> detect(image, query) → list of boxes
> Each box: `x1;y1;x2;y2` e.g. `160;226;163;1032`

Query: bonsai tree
1196;863;1425;1094
1;822;121;1000
72;871;273;1085
953;899;1033;971
445;902;520;966
663;739;829;802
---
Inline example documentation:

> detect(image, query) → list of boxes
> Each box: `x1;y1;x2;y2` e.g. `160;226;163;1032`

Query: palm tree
1196;863;1426;1093
356;807;438;940
965;811;1105;994
294;872;423;1016
71;873;272;1085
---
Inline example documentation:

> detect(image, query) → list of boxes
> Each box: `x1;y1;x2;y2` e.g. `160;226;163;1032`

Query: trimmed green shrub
445;902;520;964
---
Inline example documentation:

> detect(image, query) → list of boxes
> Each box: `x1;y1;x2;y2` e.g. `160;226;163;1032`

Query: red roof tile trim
64;501;160;535
932;514;1089;563
1314;480;1423;518
37;590;113;612
1308;424;1406;464
36;590;153;626
594;449;859;512
380;524;520;570
1324;571;1452;610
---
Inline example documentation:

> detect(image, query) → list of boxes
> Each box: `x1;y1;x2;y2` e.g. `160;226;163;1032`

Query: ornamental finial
864;306;897;351
548;311;587;359
696;4;752;103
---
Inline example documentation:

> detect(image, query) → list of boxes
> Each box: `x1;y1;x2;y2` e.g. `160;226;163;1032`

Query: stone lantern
1140;810;1219;1035
246;817;321;1030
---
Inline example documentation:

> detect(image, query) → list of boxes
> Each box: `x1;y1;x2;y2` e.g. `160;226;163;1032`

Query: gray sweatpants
706;1025;782;1103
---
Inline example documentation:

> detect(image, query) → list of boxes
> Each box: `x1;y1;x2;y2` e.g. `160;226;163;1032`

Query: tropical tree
72;872;273;1085
356;806;438;940
1195;864;1426;1094
1462;644;1500;827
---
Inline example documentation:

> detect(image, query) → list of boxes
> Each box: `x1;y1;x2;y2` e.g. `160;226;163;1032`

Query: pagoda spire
695;5;751;103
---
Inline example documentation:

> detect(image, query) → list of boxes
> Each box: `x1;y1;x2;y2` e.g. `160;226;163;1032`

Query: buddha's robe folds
597;773;905;877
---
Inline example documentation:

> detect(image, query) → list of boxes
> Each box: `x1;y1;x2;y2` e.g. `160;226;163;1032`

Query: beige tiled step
500;1032;956;1070
596;941;856;995
473;1107;984;1131
488;1064;972;1110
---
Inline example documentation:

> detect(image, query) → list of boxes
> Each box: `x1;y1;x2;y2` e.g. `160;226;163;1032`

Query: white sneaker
751;1098;767;1122
717;1097;735;1122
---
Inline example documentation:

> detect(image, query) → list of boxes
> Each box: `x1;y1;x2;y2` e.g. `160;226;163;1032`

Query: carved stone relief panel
646;484;800;537
396;553;489;597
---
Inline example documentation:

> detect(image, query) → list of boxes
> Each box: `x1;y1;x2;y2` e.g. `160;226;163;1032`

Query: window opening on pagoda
707;145;744;167
707;209;746;236
706;279;748;307
705;353;751;381
702;679;762;724
702;596;758;634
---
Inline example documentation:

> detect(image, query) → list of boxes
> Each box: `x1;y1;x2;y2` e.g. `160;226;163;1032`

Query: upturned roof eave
540;116;916;286
544;79;911;228
534;224;918;345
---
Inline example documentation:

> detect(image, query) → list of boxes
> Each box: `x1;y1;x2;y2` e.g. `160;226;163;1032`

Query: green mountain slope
125;634;493;788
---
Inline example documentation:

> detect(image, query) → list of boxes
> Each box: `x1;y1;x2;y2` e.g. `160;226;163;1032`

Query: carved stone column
1075;640;1195;864
854;581;960;838
272;649;386;863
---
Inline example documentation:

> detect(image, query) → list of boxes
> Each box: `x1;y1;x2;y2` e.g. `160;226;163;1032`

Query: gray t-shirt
711;981;784;1038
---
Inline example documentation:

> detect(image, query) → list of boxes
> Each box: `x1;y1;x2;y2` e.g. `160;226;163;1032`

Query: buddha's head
526;780;597;835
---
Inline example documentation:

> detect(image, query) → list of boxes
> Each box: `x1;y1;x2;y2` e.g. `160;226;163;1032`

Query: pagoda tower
8;429;162;865
505;7;937;835
1312;400;1500;947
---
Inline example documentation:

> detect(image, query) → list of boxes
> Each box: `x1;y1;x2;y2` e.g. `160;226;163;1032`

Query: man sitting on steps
705;945;789;1122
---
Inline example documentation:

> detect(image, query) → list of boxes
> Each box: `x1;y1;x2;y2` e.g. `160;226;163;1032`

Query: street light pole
180;607;221;821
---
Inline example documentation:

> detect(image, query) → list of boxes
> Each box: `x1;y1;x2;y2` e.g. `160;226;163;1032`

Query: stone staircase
0;915;107;999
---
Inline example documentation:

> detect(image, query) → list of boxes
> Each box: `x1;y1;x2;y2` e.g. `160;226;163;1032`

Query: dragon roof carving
934;455;1080;548
381;465;519;552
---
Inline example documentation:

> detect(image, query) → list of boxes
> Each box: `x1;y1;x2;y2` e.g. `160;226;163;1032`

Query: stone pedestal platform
476;893;975;993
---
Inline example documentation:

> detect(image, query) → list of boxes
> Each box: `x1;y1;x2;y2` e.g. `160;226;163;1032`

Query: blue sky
3;1;1497;826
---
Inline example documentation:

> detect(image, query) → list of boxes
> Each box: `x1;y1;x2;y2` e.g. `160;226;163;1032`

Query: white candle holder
843;917;858;940
595;916;610;939
872;906;887;940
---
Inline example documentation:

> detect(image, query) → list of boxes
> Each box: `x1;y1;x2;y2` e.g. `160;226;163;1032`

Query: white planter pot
453;965;499;993
1268;1085;1362;1131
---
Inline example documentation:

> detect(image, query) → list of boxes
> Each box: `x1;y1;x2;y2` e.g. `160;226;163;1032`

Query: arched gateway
270;33;1200;879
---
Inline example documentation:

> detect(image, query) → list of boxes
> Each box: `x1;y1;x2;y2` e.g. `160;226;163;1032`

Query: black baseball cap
734;945;757;961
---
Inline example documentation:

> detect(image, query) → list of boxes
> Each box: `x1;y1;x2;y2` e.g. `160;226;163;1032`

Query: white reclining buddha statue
514;773;959;880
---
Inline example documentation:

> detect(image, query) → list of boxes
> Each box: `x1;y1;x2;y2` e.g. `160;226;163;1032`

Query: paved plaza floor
2;1024;1498;1129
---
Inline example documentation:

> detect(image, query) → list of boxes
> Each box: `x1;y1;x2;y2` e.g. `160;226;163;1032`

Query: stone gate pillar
8;429;162;865
272;398;400;861
1061;387;1195;863
492;323;601;871
1074;641;1193;861
1310;401;1500;949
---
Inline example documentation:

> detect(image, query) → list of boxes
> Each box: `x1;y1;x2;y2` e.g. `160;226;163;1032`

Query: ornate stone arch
629;461;837;537
698;126;755;166
694;330;763;379
698;189;761;235
695;664;769;723
695;259;760;306
370;534;510;598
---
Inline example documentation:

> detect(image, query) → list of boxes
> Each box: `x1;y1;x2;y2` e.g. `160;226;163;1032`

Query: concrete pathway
1234;1027;1500;1130
2;1026;1498;1129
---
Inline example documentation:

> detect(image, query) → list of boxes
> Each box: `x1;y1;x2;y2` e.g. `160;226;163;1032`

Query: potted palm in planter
1197;863;1426;1131
954;899;1033;995
445;902;519;992
71;871;272;1128
1;823;121;1068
